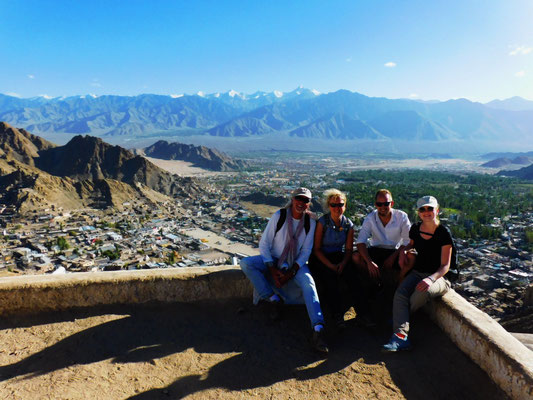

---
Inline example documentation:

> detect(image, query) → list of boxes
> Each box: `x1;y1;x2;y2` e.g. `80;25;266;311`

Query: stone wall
427;290;533;400
0;267;252;315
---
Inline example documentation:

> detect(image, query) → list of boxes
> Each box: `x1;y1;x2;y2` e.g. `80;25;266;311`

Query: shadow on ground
0;299;507;399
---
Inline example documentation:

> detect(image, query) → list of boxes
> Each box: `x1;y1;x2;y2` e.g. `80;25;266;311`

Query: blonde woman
310;189;355;328
382;196;453;352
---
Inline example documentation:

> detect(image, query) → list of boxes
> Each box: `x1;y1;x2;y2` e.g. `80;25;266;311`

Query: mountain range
1;90;532;151
0;122;201;212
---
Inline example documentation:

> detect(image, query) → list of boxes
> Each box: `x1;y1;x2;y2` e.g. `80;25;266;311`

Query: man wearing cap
240;187;328;354
352;189;413;318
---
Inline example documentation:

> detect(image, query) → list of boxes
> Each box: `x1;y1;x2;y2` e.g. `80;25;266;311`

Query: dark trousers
309;252;356;319
356;247;401;319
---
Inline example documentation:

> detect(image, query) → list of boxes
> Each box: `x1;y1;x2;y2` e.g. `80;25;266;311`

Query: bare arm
356;242;380;278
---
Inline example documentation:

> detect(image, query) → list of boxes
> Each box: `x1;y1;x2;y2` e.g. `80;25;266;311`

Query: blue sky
1;0;532;102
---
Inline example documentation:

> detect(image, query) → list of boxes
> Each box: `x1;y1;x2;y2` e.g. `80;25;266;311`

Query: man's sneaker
382;334;412;352
311;329;329;354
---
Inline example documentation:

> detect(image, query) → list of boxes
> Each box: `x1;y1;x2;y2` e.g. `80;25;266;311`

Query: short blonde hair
375;189;392;201
322;189;347;213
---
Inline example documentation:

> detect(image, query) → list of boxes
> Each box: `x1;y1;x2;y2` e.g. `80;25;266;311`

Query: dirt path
0;300;507;399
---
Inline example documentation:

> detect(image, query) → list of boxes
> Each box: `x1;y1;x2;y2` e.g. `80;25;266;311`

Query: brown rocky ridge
139;139;249;171
0;122;203;212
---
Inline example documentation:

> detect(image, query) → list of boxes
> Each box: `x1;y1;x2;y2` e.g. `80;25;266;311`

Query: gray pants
392;270;450;336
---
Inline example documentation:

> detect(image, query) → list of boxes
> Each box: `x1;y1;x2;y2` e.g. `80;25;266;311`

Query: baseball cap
292;187;312;199
416;195;438;209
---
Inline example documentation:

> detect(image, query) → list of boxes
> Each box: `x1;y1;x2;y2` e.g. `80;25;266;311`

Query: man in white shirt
240;187;328;354
353;189;412;277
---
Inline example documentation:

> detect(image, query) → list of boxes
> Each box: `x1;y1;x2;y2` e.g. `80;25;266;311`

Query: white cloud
384;62;397;68
91;82;102;87
515;70;526;77
6;92;21;97
274;90;283;98
170;94;183;98
38;94;52;99
509;45;532;56
27;74;35;79
409;93;419;98
346;57;352;62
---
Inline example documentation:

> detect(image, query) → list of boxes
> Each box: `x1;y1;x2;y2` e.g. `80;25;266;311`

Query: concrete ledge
428;289;533;400
0;267;252;316
1;268;532;399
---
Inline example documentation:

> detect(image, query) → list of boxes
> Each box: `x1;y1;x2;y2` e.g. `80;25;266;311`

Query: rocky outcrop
0;122;55;165
0;123;203;211
35;135;201;197
142;140;248;171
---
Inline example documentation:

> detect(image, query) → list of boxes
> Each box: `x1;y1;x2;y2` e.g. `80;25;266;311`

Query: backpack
274;208;311;236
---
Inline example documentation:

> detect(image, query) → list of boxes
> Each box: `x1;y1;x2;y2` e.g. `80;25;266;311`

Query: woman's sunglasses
330;203;345;208
418;206;434;212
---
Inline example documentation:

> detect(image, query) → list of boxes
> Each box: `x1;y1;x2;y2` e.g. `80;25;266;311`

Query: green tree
57;236;69;250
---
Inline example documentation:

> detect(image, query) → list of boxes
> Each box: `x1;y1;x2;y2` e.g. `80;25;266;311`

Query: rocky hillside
142;140;248;171
497;163;533;180
0;123;202;211
481;156;533;168
0;122;55;166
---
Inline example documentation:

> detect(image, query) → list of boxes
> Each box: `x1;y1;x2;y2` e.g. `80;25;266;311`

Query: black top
410;222;453;274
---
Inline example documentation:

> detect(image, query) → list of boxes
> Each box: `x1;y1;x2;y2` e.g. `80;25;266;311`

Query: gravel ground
0;299;508;400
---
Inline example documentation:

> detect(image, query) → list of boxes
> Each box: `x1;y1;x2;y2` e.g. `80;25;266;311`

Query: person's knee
240;257;252;272
240;256;264;273
300;271;316;287
400;252;416;270
352;252;363;266
296;272;318;292
409;290;429;312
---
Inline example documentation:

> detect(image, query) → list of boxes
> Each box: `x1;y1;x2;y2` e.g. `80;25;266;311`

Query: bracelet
428;276;436;283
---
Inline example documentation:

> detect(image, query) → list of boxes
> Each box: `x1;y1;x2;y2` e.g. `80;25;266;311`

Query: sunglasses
418;206;434;212
329;203;345;208
294;196;310;203
375;201;391;207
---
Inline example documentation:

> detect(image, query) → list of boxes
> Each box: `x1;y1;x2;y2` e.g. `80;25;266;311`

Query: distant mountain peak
485;96;533;111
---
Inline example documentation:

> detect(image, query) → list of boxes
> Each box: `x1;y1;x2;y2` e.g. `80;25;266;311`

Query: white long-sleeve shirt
356;209;411;249
259;209;316;267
